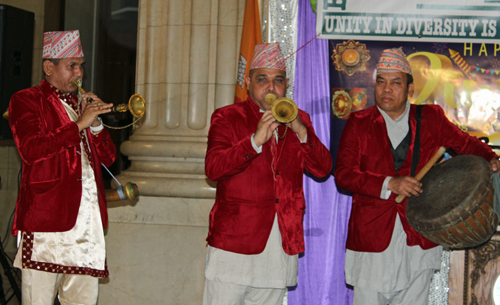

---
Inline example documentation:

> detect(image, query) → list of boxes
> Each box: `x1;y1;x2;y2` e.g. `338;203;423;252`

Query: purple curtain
287;0;354;304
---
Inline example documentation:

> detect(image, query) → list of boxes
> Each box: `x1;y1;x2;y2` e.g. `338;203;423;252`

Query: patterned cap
376;47;412;75
249;43;286;71
43;30;84;59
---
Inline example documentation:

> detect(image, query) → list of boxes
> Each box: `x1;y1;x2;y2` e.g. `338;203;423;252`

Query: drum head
407;155;492;231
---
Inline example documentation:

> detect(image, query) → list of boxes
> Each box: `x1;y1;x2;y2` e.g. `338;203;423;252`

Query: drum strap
410;105;424;177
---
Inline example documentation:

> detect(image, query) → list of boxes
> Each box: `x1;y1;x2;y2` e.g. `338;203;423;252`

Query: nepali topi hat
43;30;84;59
376;47;412;75
249;43;286;71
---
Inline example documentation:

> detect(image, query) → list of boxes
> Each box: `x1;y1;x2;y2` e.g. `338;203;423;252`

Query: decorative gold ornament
349;88;368;111
342;49;360;66
332;90;352;119
332;40;371;76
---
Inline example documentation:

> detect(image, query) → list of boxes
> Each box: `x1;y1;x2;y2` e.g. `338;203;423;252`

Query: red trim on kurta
19;232;108;278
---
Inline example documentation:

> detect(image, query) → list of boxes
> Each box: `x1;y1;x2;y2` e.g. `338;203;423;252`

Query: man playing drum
334;47;500;305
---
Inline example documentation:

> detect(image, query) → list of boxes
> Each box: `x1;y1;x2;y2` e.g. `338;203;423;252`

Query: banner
329;40;500;159
316;0;500;43
235;0;263;103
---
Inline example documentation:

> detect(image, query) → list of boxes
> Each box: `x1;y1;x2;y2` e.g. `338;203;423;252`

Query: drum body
406;155;499;249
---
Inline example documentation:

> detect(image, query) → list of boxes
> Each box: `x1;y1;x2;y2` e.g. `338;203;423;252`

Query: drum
406;155;499;249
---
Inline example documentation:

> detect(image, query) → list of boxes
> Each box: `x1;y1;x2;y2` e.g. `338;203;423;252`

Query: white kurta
205;214;298;289
345;215;442;292
14;99;106;277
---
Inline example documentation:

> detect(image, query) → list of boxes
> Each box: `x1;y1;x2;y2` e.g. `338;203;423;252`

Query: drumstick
395;146;447;203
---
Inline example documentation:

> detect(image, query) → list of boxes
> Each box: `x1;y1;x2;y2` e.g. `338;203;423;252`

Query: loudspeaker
0;5;34;140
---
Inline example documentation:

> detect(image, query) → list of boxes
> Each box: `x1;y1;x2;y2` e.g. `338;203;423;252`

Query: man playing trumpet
203;43;332;305
9;30;116;304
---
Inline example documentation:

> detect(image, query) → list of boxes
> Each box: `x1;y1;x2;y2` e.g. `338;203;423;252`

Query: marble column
100;1;247;304
116;0;244;199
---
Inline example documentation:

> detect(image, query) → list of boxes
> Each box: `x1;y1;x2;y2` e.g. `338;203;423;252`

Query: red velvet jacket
205;98;332;255
335;104;498;252
9;79;116;235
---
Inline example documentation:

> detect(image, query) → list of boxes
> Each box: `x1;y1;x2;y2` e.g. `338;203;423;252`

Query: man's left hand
75;92;113;131
490;158;500;173
287;115;307;141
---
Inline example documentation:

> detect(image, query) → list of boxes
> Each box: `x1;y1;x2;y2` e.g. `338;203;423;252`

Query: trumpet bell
272;98;298;123
112;94;146;118
128;94;146;118
265;94;298;124
105;182;140;202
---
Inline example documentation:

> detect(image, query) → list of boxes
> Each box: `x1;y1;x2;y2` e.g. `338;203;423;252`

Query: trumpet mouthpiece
265;94;276;105
72;78;85;94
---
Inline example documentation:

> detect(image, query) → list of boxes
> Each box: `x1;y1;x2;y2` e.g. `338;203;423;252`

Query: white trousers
21;269;99;305
203;279;286;305
353;269;435;305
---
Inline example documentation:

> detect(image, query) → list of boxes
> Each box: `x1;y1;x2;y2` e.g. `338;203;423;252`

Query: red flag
234;0;263;103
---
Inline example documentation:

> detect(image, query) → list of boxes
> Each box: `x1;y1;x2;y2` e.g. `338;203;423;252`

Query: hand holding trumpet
72;78;146;130
287;115;307;141
254;94;307;146
254;110;280;147
75;92;113;132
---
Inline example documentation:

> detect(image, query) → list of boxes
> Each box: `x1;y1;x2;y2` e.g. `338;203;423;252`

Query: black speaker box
0;5;34;140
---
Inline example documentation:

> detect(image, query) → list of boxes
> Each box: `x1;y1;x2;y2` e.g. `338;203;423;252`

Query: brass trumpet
265;94;298;123
71;78;146;119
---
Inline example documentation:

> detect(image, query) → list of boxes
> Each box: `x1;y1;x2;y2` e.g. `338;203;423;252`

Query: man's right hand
388;176;423;198
254;110;280;147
